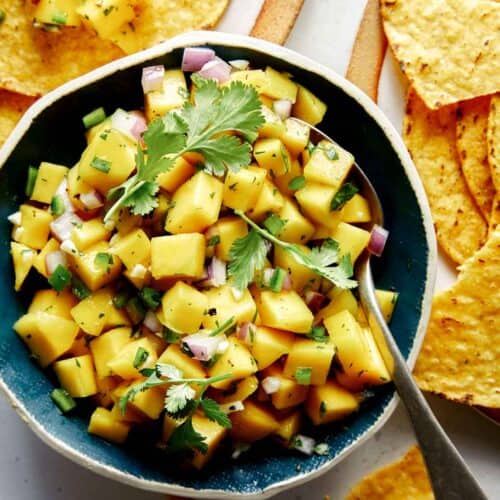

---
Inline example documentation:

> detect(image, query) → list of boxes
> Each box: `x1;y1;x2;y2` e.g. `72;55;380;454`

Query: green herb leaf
209;316;235;337
25;166;38;197
48;265;72;292
228;229;268;290
200;398;231;428
288;175;306;191
295;367;312;385
91;156;111;173
164;383;196;416
50;195;64;216
139;286;162;310
94;252;113;270
51;388;76;413
263;213;286;236
235;211;357;290
207;234;221;247
82;107;106;129
133;347;149;369
330;183;358;211
163;328;181;344
71;277;90;300
306;325;328;343
157;363;184;380
167;417;208;455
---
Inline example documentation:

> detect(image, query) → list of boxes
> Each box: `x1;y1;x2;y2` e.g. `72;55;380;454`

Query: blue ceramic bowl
0;32;436;498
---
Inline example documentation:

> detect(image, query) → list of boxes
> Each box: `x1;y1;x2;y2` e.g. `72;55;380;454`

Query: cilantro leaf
165;383;197;416
228;229;268;290
235;211;357;290
167;416;208;455
200;398;232;428
156;363;184;380
123;181;159;215
330;183;358;211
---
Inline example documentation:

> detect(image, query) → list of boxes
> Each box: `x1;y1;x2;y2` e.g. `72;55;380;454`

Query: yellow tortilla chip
404;88;487;265
110;0;230;54
381;0;500;110
347;446;433;500
0;1;124;96
487;94;500;192
490;195;500;233
414;229;500;408
0;90;36;146
456;96;495;220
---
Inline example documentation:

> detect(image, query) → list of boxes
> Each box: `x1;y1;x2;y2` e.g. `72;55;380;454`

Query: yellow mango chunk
78;128;136;195
325;310;390;390
276;198;315;244
53;354;98;398
342;194;371;223
144;69;187;122
253;138;291;177
90;327;132;379
94;376;120;408
71;218;111;251
88;407;131;444
107;337;157;380
158;344;206;379
161;281;208;334
223;166;267;212
14;312;79;367
70;287;113;336
306;380;359;425
329;222;370;264
165;172;223;234
274;157;302;198
229;69;267;92
14;205;53;250
209;216;248;262
262;67;298;102
375;289;399;323
66;336;91;357
157;156;195;193
70;242;122;291
283;337;336;385
110;228;151;270
162;414;185;442
10;242;35;291
304;140;353;191
274;411;302;445
190;413;228;470
281;118;310;157
208;337;257;390
257;290;313;334
273;245;320;293
67;166;93;212
264;364;308;410
33;238;59;277
29;288;77;319
315;289;358;324
202;284;256;330
229;400;279;442
292;85;327;126
151;233;205;280
34;0;82;27
247;179;284;221
115;380;165;419
30;162;68;204
258;104;286;140
217;375;259;404
295;182;344;229
250;326;295;370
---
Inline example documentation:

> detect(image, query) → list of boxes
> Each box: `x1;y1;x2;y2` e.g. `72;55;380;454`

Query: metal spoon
295;119;488;500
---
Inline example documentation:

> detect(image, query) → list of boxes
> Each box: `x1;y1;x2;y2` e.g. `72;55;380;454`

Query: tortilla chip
487;94;500;191
404;88;487;264
381;0;500;110
347;446;433;500
111;0;229;54
414;229;500;408
456;96;495;220
490;195;500;233
0;0;229;96
0;90;36;147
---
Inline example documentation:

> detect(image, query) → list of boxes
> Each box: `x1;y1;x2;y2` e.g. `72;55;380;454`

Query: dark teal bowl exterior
0;37;430;496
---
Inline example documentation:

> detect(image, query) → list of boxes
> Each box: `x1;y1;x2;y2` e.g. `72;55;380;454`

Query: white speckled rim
0;31;437;499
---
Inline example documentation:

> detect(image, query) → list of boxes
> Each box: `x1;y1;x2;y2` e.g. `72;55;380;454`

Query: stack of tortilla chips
0;0;229;145
381;0;500;411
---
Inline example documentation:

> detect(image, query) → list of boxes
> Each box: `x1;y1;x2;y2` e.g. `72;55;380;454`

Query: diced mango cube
190;413;228;470
161;281;208;334
247;179;284;221
158;344;206;379
281;118;310;157
88;407;131;444
257;290;313;334
28;288;77;319
145;69;187;122
262;67;298;102
71;218;111;251
292;85;327;126
295;182;344;229
273;157;302;198
329;222;370;263
264;364;308;410
14;205;52;250
10;242;35;291
229;400;279;442
70;287;113;336
223;166;266;212
151;233;205;280
274;411;302;445
157;156;195;193
110;228;150;270
342;194;371;223
107;337;157;380
30;162;68;204
258;104;286;139
250;326;295;370
53;354;98;398
33;238;59;277
209;216;248;262
217;375;259;404
375;289;399;323
253;138;291;177
276;198;315;244
90;327;132;379
274;245;320;294
115;380;165;419
315;288;358;323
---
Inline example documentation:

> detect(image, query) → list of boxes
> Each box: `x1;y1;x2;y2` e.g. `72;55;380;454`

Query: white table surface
1;1;499;499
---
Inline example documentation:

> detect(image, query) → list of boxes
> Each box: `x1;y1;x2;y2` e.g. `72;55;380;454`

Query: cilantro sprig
104;77;264;222
230;211;357;290
119;362;232;455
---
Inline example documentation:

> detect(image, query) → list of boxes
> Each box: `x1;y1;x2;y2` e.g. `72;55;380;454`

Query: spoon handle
357;259;488;500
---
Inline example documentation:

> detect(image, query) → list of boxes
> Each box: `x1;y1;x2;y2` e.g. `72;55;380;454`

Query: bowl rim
0;30;437;499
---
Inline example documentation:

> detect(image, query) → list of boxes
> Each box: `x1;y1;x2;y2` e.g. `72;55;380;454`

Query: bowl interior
0;38;431;497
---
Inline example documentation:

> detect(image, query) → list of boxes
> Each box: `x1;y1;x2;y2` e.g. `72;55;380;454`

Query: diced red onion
111;109;140;142
141;65;164;93
46;250;67;275
144;311;162;333
208;256;226;286
368;225;389;257
282;272;292;291
182;47;215;72
50;212;83;242
305;290;326;313
55;178;75;213
60;239;78;256
129;264;148;279
80;189;104;210
237;322;256;344
273;99;292;120
197;57;231;84
262;376;281;394
182;332;222;361
293;434;316;455
129;111;147;141
8;211;21;226
217;339;229;354
229;59;250;71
